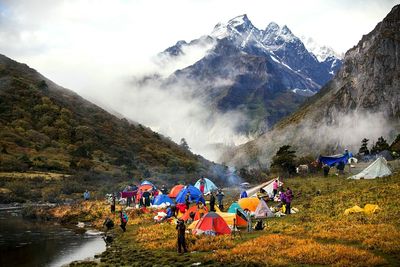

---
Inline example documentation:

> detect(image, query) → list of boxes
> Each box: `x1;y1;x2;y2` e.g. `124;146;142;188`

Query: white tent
254;199;274;218
348;157;392;179
246;179;282;197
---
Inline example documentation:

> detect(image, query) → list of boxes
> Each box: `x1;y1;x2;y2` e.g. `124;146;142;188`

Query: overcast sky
0;0;398;160
0;0;398;93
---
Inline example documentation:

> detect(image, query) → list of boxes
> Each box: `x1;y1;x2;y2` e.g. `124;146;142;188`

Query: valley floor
25;172;400;266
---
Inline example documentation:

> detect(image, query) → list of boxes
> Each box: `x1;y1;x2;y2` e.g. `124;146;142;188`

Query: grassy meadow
52;171;400;266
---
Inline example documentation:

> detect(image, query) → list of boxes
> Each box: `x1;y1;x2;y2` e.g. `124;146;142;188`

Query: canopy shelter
348;157;392;179
319;152;352;167
168;184;184;198
192;212;231;236
194;178;218;194
152;194;174;206
238;197;260;212
180;205;208;221
176;185;205;205
246;179;282;197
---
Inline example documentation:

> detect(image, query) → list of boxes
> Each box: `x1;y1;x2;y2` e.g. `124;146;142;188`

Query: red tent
168;184;184;198
192;212;231;235
180;205;208;221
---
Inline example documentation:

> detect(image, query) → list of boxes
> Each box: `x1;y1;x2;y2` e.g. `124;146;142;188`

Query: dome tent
238;197;260;212
168;184;184;198
194;178;218;194
192;212;231;236
180;205;208;221
227;202;243;214
152;194;174;206
141;180;155;187
176;185;205;205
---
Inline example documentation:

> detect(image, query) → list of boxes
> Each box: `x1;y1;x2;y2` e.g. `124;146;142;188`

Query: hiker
83;190;90;200
273;179;279;197
176;219;188;253
199;177;206;194
209;191;216;212
337;161;345;175
323;164;330;177
161;185;168;195
111;193;116;213
216;189;225;211
187;211;196;224
197;201;206;219
142;189;151;207
103;217;114;231
119;210;128;232
285;187;293;214
185;192;191;209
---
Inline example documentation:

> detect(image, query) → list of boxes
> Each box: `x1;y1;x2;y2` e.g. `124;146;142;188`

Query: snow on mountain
300;36;343;62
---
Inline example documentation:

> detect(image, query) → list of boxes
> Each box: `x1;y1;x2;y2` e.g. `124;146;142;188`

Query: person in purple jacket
285;187;293;214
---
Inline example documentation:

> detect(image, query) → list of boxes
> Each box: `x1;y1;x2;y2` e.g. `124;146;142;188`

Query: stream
0;207;106;267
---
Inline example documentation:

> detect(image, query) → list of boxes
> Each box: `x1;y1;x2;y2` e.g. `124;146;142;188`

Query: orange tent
192;212;231;235
168;184;184;198
238;197;260;212
138;184;153;192
180;205;208;221
216;212;247;227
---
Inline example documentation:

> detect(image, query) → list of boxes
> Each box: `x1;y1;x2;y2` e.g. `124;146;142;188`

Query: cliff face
222;5;400;168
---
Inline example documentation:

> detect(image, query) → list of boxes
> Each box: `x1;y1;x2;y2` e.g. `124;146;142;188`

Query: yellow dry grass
214;234;386;266
0;171;69;180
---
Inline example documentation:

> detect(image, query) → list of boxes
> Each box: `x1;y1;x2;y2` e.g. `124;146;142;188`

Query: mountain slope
161;15;342;134
223;5;400;168
0;54;212;182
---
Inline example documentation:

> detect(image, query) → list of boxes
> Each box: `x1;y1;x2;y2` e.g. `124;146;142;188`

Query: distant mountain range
222;5;400;168
159;15;342;134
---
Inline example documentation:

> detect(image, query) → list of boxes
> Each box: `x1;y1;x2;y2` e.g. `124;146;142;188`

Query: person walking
83;190;90;200
119;210;128;232
176;219;188;253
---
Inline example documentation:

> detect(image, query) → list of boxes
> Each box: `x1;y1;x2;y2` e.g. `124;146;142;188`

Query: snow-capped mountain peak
211;14;256;40
300;36;343;62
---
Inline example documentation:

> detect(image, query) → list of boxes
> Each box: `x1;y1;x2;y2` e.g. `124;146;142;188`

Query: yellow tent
238;197;260;212
344;204;380;215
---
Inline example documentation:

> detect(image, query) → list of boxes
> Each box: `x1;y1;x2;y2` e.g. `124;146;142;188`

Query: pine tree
359;138;369;155
371;136;389;154
180;138;190;151
271;145;297;175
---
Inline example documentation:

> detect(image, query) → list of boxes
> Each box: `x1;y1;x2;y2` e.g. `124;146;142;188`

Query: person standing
240;190;248;199
216;189;225;211
119;210;128;232
199;177;206;194
209;192;216;212
142;189;151;207
185;192;191;209
285;187;293;214
197;201;206;219
161;185;168;195
323;164;330;177
176;219;188;253
83;190;90;200
111;193;116;213
273;179;279;197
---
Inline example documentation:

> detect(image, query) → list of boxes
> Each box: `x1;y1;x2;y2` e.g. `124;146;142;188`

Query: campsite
19;154;399;267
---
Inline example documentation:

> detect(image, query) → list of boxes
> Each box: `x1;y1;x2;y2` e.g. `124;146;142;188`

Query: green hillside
0;54;213;186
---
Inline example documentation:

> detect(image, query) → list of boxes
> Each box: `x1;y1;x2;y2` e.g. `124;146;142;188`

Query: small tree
359;138;370;155
180;138;190;151
271;145;297;176
371;136;390;154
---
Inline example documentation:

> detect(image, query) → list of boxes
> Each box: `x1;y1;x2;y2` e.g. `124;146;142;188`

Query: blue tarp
194;178;218;194
319;152;352;167
152;194;174;205
175;185;205;205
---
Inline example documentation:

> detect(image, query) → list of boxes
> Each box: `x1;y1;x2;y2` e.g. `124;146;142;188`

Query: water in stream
0;208;106;267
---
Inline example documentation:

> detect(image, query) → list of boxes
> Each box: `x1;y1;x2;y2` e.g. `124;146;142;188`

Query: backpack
122;212;128;223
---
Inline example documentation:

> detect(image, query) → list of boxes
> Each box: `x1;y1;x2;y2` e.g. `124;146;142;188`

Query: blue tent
227;202;243;214
319;152;353;167
194;178;218;194
176;185;205;205
152;194;174;206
